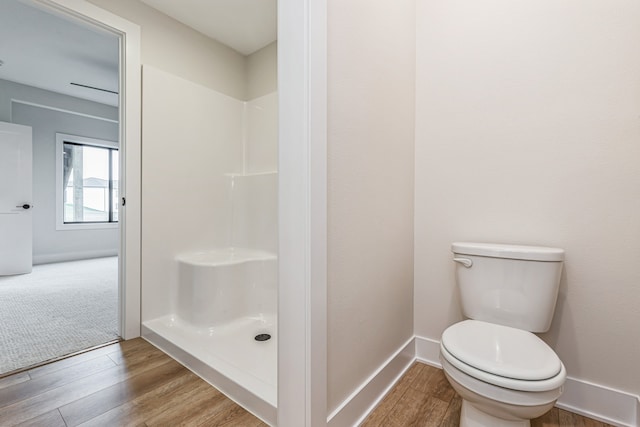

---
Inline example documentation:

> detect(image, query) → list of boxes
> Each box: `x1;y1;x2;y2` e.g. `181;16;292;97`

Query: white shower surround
140;66;278;424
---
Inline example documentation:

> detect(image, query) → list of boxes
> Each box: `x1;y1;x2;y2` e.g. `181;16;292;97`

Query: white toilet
440;242;566;427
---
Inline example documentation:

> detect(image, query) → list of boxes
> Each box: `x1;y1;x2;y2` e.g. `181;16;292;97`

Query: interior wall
246;41;277;101
243;42;278;253
3;80;119;264
141;65;279;323
327;0;416;412
141;66;243;322
245;39;277;173
245;93;278;174
87;0;246;99
230;173;278;254
415;0;640;397
91;0;280;325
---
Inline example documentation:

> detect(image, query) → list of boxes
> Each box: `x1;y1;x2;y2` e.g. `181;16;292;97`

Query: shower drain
254;333;271;342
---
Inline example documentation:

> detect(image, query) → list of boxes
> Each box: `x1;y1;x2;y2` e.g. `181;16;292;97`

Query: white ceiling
140;0;277;55
0;0;120;106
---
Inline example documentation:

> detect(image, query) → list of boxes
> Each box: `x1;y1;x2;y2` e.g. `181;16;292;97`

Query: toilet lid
441;320;562;381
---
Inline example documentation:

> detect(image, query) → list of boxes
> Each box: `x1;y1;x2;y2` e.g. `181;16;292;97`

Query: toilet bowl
440;320;566;426
441;243;566;426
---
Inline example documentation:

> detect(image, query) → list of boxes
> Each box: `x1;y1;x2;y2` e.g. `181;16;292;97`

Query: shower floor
143;313;277;407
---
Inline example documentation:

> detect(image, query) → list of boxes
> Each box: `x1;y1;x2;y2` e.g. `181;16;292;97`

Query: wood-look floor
0;338;266;427
0;340;613;427
362;362;615;427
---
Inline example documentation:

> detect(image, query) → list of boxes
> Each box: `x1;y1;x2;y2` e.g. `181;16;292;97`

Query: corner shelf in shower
224;170;278;177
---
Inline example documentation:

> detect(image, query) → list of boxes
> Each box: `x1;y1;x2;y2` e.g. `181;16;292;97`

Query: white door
0;121;33;275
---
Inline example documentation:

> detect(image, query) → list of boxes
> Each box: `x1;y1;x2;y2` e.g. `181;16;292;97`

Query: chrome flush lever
453;257;473;268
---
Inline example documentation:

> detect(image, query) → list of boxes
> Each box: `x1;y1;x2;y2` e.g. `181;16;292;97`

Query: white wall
230;173;277;254
236;91;278;254
246;42;277;101
141;66;279;322
141;66;244;322
87;0;246;99
244;41;278;194
415;0;640;398
245;92;278;174
1;79;119;264
327;0;416;413
88;0;280;326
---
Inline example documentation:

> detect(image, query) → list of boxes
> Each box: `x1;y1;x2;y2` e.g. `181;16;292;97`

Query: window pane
112;150;119;222
63;143;110;223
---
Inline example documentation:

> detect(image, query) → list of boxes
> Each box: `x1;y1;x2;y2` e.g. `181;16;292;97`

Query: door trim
31;0;142;339
278;0;328;425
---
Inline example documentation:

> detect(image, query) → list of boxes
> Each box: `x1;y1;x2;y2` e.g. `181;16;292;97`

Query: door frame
31;0;142;340
278;1;328;425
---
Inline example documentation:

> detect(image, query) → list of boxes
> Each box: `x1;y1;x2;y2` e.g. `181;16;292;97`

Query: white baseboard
414;334;442;368
327;337;415;427
33;249;118;265
414;335;639;427
557;377;639;427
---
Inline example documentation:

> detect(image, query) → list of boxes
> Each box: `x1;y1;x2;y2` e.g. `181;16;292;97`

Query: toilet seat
441;320;566;392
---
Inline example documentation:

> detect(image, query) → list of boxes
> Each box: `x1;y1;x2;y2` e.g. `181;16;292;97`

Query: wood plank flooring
0;338;267;427
0;341;613;427
362;362;615;427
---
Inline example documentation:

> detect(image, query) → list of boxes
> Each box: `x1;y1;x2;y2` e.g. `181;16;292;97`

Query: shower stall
139;66;278;424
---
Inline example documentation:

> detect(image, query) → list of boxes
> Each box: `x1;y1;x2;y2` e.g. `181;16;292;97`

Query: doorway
0;0;141;375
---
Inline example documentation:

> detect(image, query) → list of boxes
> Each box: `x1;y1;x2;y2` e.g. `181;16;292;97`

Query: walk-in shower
139;65;278;424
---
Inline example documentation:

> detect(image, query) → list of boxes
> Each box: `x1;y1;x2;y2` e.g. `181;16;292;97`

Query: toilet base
461;400;529;427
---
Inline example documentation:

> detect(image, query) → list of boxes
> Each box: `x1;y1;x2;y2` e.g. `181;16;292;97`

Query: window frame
55;133;119;230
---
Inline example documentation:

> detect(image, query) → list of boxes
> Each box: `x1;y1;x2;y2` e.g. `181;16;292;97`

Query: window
56;134;118;230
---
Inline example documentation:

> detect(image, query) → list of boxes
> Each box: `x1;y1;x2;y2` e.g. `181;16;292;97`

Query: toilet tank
452;242;564;333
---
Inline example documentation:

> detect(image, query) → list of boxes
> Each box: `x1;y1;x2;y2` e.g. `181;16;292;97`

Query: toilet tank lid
451;242;564;262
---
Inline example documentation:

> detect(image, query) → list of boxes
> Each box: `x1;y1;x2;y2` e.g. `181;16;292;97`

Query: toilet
440;242;566;427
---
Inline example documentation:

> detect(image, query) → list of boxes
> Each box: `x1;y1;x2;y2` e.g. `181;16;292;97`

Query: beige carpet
0;257;119;375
